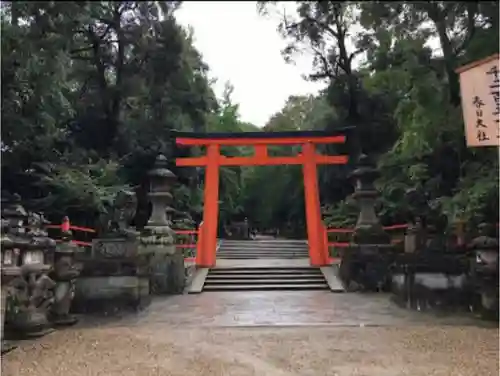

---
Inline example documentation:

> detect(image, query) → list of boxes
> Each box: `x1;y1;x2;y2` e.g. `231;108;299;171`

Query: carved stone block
91;238;140;259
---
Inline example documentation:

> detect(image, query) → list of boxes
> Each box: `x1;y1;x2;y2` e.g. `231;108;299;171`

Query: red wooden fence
47;219;499;266
321;223;408;264
46;218;200;262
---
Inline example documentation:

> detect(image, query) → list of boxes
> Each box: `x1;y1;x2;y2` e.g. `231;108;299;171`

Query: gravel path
2;325;498;376
2;291;498;376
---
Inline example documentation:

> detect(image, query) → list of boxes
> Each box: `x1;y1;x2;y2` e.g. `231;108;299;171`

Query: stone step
218;247;309;251
203;266;329;292
204;273;323;279
217;249;309;251
220;241;308;246
218;246;309;249
219;245;308;249
217;252;309;256
209;267;321;274
217;256;308;259
217;248;309;254
217;251;309;254
203;283;329;291
217;256;310;258
219;245;307;249
205;278;326;284
221;240;307;244
218;249;309;253
217;256;310;259
218;250;308;254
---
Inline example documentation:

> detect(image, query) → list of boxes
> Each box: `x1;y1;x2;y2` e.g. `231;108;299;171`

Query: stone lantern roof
147;154;176;180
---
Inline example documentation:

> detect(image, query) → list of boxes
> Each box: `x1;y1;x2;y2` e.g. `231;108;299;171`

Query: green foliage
256;0;499;230
322;201;358;228
32;160;130;218
1;1;216;223
1;1;498;234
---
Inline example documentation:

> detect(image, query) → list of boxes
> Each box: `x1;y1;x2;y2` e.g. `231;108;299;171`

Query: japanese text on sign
486;65;500;125
472;96;489;142
457;54;500;147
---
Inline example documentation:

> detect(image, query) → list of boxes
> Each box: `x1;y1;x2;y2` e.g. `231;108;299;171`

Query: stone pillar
48;221;81;326
404;219;424;254
454;219;466;248
141;154;185;294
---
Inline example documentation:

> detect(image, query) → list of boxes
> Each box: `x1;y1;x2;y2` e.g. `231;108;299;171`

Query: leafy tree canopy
2;1;498;233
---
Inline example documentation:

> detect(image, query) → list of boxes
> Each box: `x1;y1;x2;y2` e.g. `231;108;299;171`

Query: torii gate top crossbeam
174;129;350;167
173;129;352;146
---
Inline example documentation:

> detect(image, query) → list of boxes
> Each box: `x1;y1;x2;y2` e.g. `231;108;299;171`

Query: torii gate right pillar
302;142;326;266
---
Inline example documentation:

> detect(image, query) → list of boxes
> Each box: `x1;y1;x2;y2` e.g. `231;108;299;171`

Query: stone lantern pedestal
140;154;185;294
73;191;153;313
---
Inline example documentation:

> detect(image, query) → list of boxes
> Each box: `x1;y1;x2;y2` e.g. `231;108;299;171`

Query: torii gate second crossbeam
174;130;349;268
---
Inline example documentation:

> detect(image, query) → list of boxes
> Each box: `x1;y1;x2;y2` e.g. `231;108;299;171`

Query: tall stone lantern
339;154;393;291
146;154;176;228
350;154;390;245
48;222;81;326
1;195;21;353
468;223;499;316
141;154;185;294
1;194;56;339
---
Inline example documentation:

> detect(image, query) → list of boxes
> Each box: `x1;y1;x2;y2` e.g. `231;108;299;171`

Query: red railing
45;217;95;247
322;222;499;264
174;226;201;263
321;223;409;264
46;218;201;262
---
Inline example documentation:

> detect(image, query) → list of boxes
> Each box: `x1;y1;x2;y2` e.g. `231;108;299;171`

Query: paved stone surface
2;292;498;376
95;291;490;327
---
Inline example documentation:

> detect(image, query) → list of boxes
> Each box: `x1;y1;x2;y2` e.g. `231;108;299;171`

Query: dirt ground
2;291;499;376
3;325;498;376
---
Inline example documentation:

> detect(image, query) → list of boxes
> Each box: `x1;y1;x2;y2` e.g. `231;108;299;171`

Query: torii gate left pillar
175;132;348;268
200;144;220;267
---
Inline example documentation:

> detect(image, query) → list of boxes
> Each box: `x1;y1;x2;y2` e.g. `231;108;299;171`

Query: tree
1;1;217;224
259;1;499;229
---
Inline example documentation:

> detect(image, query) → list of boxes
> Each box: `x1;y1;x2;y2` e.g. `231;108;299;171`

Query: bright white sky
175;1;325;127
176;2;442;128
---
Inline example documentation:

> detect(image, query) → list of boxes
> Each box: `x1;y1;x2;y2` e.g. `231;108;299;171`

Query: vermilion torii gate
174;130;349;268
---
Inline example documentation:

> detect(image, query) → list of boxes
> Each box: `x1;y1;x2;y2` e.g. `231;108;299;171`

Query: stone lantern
146;154;177;228
48;222;81;326
141;154;185;294
1;194;56;339
350;154;390;245
468;223;499;315
1;195;21;353
338;154;393;291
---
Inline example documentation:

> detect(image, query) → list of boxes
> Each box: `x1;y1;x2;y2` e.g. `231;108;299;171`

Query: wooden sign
456;54;500;147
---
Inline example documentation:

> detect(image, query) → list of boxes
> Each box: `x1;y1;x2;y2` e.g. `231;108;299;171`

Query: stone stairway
216;239;309;259
203;267;329;291
200;239;329;291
